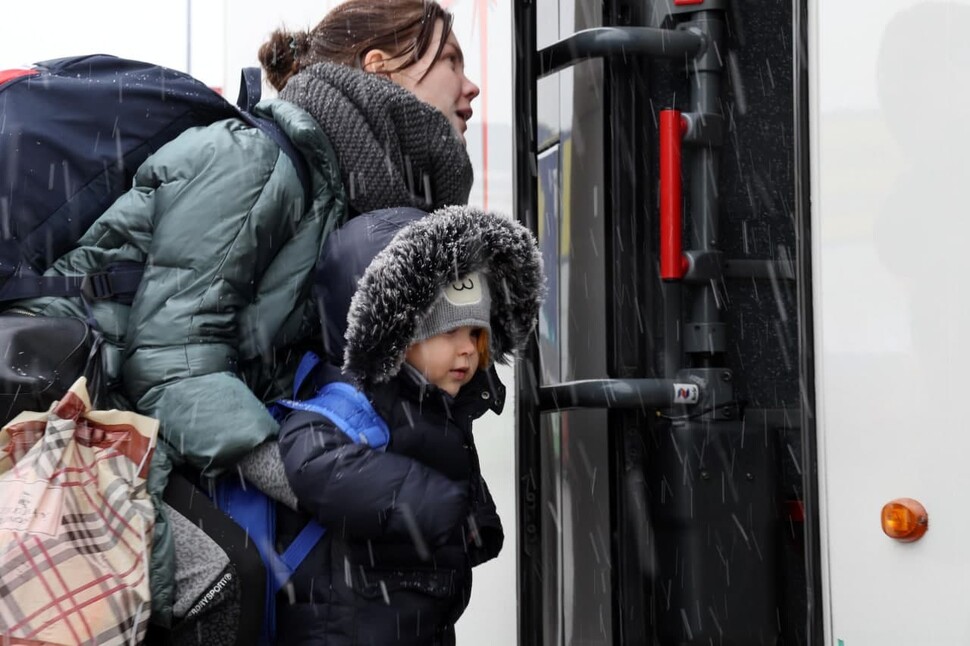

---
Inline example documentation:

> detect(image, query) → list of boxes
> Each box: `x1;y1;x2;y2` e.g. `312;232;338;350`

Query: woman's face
388;21;481;142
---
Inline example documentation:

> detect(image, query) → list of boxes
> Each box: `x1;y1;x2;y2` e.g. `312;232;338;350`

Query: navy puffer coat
276;363;504;645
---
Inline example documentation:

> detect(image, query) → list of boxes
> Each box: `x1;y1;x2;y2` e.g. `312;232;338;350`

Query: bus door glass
533;1;611;643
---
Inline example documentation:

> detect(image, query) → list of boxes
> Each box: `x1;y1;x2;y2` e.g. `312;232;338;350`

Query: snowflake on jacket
276;206;544;645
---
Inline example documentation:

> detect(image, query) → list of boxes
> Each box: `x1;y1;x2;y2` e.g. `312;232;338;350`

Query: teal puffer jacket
14;98;346;624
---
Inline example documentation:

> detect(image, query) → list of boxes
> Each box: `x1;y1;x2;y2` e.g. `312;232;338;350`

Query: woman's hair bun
258;28;310;92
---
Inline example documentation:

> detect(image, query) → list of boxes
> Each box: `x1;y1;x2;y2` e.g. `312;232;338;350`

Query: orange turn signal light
881;498;928;542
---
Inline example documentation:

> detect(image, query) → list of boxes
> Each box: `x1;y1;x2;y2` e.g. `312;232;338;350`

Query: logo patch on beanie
444;271;484;305
412;271;492;343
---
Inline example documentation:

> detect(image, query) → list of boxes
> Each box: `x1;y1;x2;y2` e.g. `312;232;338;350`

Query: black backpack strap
236;68;313;211
0;263;144;304
236;67;262;113
247;115;313;211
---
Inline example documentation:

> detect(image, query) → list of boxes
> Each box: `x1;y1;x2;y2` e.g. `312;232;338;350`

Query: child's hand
464;509;504;565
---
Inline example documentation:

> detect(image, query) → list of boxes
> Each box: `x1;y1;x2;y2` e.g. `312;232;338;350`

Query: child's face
405;326;483;396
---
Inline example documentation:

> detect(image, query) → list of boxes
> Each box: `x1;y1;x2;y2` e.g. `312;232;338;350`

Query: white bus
512;0;970;644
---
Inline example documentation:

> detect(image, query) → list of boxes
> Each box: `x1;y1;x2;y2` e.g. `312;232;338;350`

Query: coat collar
373;364;506;422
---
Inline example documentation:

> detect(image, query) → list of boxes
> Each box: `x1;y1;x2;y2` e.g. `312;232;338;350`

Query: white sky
2;0;951;114
2;2;198;74
0;1;511;116
1;0;514;214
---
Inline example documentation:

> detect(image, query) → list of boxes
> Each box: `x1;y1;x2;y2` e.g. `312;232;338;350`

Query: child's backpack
215;352;390;645
0;53;310;304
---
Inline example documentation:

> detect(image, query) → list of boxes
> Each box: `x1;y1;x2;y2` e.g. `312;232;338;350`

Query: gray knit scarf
279;62;473;214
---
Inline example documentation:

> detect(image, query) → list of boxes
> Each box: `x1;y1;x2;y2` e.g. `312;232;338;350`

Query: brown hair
259;0;454;92
476;328;491;370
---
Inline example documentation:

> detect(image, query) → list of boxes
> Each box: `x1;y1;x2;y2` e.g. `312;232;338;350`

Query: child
276;206;544;645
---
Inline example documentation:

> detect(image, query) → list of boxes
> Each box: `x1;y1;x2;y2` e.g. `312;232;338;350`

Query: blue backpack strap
213;479;283;644
292;351;322;398
217;375;388;644
215;476;326;644
279;522;326;579
277;382;390;450
267;351;321;422
270;379;389;582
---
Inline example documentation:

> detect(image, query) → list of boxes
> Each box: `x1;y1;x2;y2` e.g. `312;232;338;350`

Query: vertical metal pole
793;0;824;639
513;2;542;645
662;282;683;378
686;11;726;368
186;0;193;76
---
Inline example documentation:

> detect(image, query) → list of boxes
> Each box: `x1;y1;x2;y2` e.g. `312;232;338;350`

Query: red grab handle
660;110;688;280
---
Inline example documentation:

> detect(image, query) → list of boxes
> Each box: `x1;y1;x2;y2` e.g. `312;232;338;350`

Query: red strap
674;0;705;5
0;68;38;85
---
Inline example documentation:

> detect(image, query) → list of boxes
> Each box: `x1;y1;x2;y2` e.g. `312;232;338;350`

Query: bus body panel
813;1;970;643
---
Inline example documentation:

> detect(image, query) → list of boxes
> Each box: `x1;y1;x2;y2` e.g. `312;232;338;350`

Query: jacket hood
315;206;544;385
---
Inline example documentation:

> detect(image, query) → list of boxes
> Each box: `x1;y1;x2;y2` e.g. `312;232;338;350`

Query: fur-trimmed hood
314;206;544;385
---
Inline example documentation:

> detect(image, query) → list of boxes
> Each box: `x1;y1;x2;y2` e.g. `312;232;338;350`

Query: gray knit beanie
413;271;492;343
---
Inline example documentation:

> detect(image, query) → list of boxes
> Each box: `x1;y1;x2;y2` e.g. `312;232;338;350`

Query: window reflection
536;1;611;642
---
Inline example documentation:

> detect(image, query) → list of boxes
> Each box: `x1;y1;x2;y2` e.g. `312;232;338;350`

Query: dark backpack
0;53;310;303
0;54;312;423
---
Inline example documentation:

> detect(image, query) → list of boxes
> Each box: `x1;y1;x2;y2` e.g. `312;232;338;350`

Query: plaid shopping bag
0;377;159;646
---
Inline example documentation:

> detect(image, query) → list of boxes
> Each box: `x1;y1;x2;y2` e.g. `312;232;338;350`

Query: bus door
512;1;817;644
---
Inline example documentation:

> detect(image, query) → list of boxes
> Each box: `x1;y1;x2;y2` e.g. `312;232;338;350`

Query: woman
12;0;480;642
